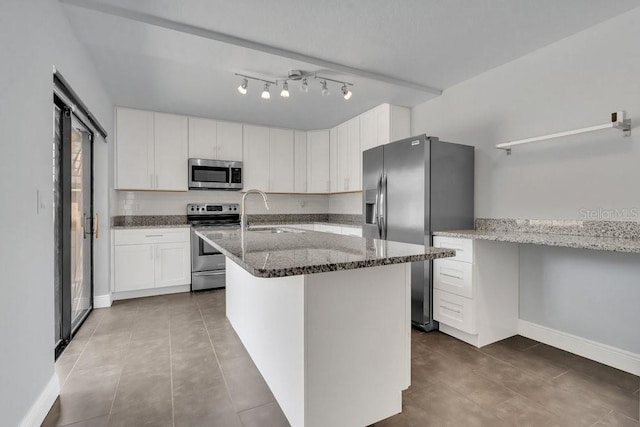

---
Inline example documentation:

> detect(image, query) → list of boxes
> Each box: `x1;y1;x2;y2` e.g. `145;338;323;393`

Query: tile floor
44;290;639;427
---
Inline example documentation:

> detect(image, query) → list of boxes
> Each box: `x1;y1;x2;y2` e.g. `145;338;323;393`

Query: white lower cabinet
155;242;191;287
432;236;519;348
114;244;155;292
114;228;191;293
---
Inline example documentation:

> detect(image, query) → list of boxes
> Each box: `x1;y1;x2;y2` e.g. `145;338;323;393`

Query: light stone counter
196;227;454;278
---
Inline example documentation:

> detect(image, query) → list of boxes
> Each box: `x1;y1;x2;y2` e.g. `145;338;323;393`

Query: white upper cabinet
243;125;270;191
115;108;154;190
189;118;243;161
329;126;338;193
335;117;361;192
154;112;188;191
269;128;294;193
217;121;243;161
307;130;331;193
346;117;361;191
294;131;307;193
188;117;217;159
360;103;411;151
115;108;188;191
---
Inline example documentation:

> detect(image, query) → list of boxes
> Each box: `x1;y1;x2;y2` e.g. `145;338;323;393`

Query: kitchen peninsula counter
194;227;455;427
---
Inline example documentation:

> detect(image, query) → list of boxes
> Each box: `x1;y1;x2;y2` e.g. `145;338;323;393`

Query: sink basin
250;227;305;234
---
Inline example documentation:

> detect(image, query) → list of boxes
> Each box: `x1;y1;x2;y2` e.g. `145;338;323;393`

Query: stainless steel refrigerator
362;135;474;331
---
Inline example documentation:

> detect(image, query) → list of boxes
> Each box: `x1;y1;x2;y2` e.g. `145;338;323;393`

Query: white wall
412;7;640;353
328;192;362;215
0;0;113;425
112;191;329;216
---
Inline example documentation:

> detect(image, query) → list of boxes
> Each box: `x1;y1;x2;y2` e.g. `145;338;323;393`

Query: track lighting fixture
280;81;289;98
233;71;353;101
321;81;330;96
237;78;248;95
341;83;352;100
261;83;271;100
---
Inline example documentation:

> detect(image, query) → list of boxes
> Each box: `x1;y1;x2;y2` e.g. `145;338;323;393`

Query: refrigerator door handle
376;174;382;238
380;174;387;240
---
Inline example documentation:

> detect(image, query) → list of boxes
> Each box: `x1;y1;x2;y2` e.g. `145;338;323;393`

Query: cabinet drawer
341;226;362;237
433;289;476;335
114;228;190;245
433;259;473;298
433;236;473;263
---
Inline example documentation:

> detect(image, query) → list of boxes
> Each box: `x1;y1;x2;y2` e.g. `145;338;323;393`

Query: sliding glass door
54;96;94;357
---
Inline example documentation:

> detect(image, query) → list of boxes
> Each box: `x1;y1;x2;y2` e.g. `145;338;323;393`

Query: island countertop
196;227;455;278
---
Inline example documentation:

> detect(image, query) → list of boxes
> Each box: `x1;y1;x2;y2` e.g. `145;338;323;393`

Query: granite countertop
433;229;640;254
112;224;191;230
196;227;455;278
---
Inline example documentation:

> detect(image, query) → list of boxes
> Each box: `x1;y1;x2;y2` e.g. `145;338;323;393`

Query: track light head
321;80;330;96
300;78;309;93
261;83;271;100
280;81;290;98
237;78;248;95
341;84;352;100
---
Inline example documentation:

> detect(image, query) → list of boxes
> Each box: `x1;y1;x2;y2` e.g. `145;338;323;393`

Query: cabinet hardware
440;272;463;280
145;234;164;237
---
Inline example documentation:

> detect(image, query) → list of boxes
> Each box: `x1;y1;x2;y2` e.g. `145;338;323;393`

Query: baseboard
20;373;60;427
111;284;191;301
518;320;640;376
93;294;112;308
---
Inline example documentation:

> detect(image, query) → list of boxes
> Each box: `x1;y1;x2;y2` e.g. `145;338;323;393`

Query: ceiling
61;0;640;130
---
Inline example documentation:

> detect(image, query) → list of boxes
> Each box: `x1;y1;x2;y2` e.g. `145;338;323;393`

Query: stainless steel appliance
188;158;243;190
363;135;474;331
188;203;240;290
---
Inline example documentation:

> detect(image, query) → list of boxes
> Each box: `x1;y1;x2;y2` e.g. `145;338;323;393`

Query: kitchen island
195;227;454;427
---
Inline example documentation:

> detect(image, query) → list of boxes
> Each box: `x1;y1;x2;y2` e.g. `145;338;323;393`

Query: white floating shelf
496;111;631;155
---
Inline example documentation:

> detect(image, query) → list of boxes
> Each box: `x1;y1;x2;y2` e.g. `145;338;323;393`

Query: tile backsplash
112;190;331;216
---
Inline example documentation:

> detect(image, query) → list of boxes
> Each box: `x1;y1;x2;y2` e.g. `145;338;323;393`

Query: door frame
54;94;95;359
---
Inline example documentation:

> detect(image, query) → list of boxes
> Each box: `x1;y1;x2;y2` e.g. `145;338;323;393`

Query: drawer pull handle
440;272;463;280
145;234;164;237
441;305;462;314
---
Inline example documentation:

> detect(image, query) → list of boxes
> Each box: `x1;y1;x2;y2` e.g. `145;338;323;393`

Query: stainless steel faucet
241;189;270;231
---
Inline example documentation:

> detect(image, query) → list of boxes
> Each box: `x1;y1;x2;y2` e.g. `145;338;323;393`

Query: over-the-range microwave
188;158;243;190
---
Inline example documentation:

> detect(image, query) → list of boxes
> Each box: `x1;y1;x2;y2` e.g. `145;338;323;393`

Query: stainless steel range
188;203;240;291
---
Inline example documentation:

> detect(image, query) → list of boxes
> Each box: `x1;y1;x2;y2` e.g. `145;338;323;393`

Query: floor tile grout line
169;307;176;427
105;302;138;423
195;293;240;414
589;409;614;427
58;307;105;389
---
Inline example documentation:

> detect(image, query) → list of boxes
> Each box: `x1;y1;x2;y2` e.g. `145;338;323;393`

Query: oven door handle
192;270;226;277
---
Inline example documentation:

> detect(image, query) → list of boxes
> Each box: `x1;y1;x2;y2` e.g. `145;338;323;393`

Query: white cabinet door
329;127;338;192
115;108;154;190
336;122;349;192
360;108;378;152
307;130;330;193
243;125;270;191
154;112;188;191
269;128;294;192
294;131;307;192
188;117;217;159
217;120;243;161
346;117;361;191
155;242;191;288
114;244;155;292
341;226;362;237
377;104;392;147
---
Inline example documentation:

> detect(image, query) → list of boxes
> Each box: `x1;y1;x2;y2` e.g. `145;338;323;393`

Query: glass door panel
70;117;92;331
